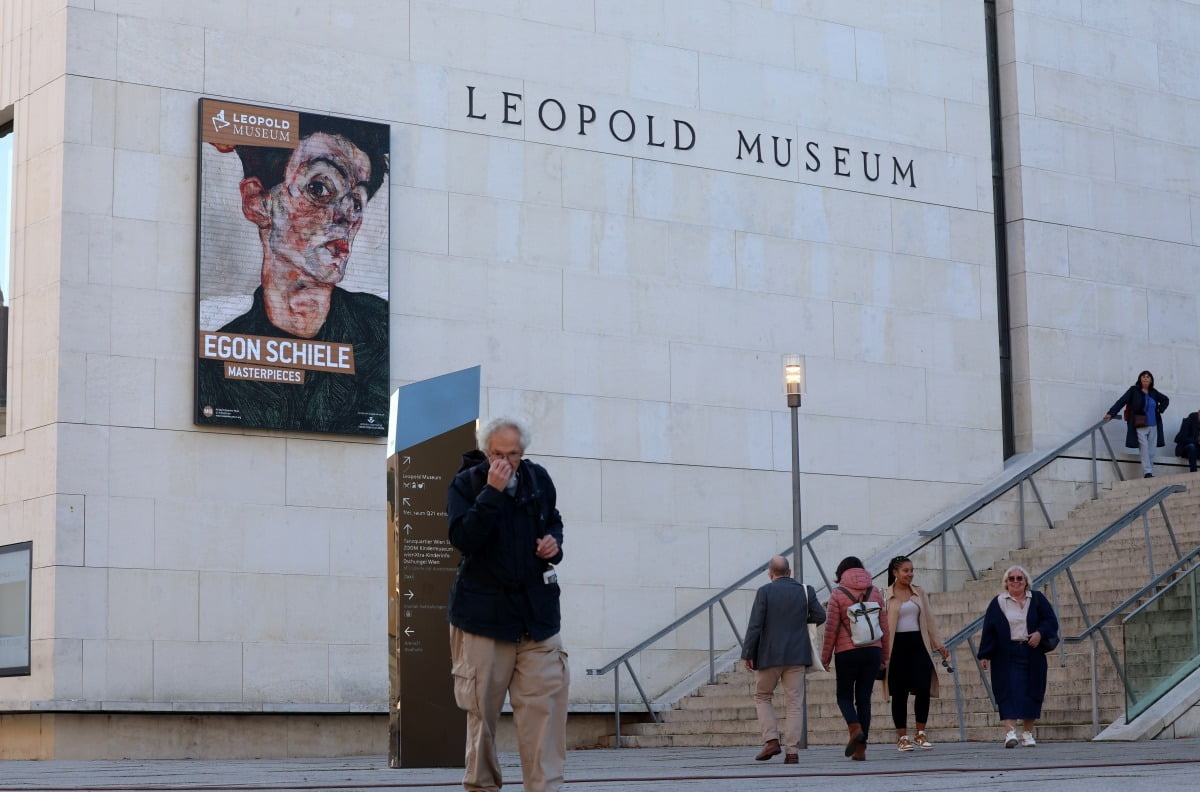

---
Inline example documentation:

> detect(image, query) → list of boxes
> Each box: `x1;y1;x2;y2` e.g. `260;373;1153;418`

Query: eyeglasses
1006;575;1025;582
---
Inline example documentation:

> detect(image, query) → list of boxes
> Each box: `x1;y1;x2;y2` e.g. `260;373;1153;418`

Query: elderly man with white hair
446;418;568;792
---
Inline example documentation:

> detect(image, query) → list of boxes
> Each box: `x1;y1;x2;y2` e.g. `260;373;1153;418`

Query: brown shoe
756;739;781;761
845;724;862;757
852;741;866;761
784;753;798;764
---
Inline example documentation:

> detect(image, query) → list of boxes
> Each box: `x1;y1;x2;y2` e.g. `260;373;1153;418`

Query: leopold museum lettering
464;85;917;190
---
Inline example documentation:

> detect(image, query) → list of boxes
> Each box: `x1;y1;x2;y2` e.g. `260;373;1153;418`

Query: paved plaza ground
1;738;1198;791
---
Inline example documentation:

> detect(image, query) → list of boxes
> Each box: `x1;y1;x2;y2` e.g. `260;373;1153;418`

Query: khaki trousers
450;626;569;792
754;665;806;754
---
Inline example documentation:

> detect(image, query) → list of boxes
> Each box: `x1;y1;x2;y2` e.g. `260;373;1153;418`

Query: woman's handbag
1037;634;1059;653
1134;414;1148;428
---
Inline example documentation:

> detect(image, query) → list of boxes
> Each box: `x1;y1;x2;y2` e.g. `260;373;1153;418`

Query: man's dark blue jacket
447;456;564;643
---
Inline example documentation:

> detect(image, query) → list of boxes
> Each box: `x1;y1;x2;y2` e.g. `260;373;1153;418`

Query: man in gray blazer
741;555;826;763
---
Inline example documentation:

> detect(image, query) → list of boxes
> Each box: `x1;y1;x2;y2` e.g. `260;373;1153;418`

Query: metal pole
1019;478;1026;549
789;399;807;748
940;529;948;592
1090;637;1099;736
791;404;802;584
1143;513;1156;578
1091;429;1099;500
614;666;621;748
708;605;715;684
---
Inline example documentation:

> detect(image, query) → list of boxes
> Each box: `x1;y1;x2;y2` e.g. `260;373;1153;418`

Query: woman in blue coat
977;565;1059;749
1104;370;1169;477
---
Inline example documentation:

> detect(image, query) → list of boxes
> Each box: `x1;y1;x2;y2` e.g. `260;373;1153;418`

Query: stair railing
585;524;839;746
939;484;1186;740
587;418;1138;747
1065;542;1200;734
905;419;1125;593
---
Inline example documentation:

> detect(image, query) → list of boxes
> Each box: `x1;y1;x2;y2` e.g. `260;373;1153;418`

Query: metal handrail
1122;548;1200;623
589;417;1150;747
587;524;840;678
1061;543;1200;732
906;419;1125;592
929;419;1122;539
1066;545;1200;645
938;484;1187;739
586;524;839;745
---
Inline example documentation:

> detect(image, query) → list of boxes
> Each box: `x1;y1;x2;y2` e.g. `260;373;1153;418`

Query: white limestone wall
999;0;1200;453
0;0;69;704
0;0;1005;711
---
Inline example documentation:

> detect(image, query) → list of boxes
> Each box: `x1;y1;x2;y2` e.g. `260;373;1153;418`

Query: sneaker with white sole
1004;730;1018;748
897;735;914;752
1021;731;1036;747
913;732;933;749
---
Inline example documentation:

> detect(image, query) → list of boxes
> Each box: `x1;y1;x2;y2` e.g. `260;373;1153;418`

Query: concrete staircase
605;472;1200;748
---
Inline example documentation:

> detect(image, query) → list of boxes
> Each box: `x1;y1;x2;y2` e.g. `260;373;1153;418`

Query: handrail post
809;547;832;593
1100;429;1125;481
1090;636;1099;736
1019;478;1026;549
614;666;621;748
708;605;715;684
949;525;979;581
951;650;966;742
1143;512;1156;578
1091;429;1099;500
940;528;948;593
1048;578;1065;665
1026;476;1053;532
1158;501;1182;560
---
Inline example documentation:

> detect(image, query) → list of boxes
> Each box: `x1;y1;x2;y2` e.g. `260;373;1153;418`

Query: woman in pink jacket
821;556;891;761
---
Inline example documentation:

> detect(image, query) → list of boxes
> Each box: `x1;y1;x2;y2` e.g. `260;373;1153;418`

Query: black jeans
834;646;882;739
1184;442;1198;472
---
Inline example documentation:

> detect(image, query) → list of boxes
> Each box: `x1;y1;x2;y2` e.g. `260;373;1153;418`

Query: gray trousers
1136;425;1155;474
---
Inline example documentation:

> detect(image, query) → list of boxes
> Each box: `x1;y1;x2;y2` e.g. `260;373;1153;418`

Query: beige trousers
754;665;807;754
450;626;570;792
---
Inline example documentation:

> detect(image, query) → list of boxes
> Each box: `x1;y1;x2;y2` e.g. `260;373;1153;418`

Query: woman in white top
884;555;950;751
977;565;1060;748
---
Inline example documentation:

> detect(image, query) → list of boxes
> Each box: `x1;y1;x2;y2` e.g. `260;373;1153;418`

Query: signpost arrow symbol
404;590;414;600
402;497;411;506
403;627;415;637
403;524;412;534
402;456;411;464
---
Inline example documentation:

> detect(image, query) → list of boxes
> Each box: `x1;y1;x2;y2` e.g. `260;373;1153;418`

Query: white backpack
837;586;883;646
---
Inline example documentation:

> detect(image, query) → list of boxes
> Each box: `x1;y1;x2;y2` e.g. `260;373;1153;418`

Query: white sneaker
1021;731;1036;747
1004;730;1018;748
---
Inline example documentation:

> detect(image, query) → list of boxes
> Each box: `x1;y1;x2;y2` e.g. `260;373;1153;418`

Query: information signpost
387;367;479;769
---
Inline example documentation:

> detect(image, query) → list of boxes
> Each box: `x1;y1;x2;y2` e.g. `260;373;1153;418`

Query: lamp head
783;354;805;407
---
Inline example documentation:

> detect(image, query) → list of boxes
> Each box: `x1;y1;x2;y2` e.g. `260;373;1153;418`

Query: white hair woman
977;565;1060;748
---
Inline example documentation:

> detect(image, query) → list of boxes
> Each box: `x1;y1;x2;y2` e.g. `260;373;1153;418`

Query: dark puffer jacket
446;457;564;643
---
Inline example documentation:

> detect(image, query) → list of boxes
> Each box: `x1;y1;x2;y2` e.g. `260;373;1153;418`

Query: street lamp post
783;353;807;747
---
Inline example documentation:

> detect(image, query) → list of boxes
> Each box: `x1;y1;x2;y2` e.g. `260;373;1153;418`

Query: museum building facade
1;0;1199;758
